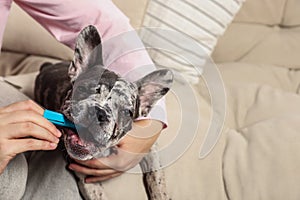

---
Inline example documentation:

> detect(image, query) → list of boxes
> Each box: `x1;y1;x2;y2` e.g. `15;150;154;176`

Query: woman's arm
69;119;163;182
0;100;61;174
13;0;167;180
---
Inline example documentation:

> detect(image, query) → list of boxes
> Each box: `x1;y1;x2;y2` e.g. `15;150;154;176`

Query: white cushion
140;0;245;83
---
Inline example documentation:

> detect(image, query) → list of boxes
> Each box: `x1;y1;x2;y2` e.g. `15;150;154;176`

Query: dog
35;25;173;200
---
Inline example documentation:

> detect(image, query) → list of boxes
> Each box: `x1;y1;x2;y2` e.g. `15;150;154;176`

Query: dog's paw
78;180;107;200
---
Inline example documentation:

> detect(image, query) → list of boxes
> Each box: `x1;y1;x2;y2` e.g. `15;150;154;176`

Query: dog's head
61;25;173;160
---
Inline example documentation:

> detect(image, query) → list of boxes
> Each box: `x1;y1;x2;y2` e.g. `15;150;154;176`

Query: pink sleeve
0;0;13;51
14;0;168;127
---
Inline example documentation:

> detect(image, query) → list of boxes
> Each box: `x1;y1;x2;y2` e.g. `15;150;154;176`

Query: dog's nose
95;107;108;122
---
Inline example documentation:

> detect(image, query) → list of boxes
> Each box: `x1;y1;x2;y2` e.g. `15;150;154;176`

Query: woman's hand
69;119;163;183
0;100;62;174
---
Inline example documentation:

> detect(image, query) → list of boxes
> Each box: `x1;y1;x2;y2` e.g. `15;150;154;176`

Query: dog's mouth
62;127;99;160
61;119;118;160
61;102;120;160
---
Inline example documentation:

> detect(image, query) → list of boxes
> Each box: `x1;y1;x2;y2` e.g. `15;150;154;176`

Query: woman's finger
68;163;118;176
85;172;123;183
0;110;61;137
7;138;57;155
0;100;44;115
75;153;141;172
73;158;111;170
0;123;60;143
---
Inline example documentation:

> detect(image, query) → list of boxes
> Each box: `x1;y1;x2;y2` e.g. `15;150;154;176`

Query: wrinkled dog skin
35;25;173;200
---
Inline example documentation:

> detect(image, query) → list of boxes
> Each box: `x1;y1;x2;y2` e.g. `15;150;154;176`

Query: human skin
69;120;163;183
0;100;61;174
0;100;163;183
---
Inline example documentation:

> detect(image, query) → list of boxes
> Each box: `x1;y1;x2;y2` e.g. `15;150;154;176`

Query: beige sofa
1;0;300;199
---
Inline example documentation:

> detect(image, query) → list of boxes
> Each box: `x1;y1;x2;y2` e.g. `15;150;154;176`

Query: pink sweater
0;0;167;126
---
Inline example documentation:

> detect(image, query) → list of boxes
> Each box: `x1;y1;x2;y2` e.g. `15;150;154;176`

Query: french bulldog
35;25;173;200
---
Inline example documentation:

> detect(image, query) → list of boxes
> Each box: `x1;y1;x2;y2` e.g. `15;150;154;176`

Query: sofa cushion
212;0;300;68
0;51;61;76
223;114;300;200
218;62;300;129
112;0;148;28
140;0;245;83
217;60;300;199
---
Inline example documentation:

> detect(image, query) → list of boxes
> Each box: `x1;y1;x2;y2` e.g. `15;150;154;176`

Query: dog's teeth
77;139;84;146
71;135;77;140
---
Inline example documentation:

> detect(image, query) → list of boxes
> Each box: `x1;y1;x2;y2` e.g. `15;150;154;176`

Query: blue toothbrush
43;109;76;130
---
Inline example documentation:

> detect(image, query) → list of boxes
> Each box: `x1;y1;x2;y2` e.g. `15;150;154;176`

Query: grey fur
35;25;173;200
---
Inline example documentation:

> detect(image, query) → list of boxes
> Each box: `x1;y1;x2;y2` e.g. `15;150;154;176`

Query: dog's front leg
139;144;171;200
76;172;108;200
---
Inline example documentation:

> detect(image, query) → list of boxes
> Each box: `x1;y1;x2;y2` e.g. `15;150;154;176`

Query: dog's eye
96;107;108;122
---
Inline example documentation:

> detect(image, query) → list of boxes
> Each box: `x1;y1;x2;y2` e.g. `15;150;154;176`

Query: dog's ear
135;69;173;117
68;25;103;81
